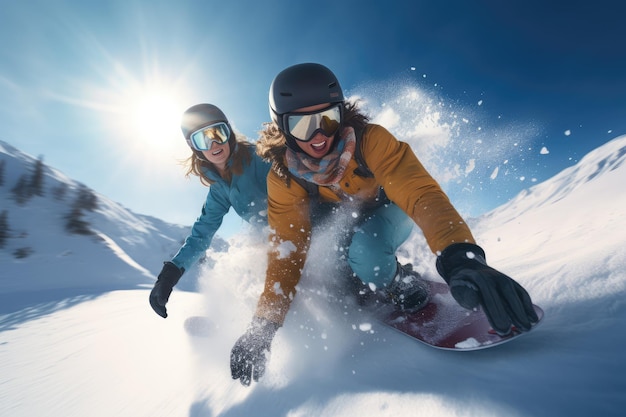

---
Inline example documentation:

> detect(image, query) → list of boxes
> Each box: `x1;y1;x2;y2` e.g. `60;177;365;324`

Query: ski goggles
188;122;231;151
283;103;342;142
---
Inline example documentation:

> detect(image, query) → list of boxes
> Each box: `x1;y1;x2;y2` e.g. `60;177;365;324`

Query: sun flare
83;66;195;170
128;88;186;151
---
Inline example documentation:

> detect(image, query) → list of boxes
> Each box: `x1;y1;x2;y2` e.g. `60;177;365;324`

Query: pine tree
75;184;98;211
52;183;68;201
64;185;98;235
11;174;31;205
0;210;9;249
64;207;93;235
30;156;45;196
0;159;6;187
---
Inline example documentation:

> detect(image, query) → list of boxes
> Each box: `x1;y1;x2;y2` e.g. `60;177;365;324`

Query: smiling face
200;140;231;170
293;103;337;158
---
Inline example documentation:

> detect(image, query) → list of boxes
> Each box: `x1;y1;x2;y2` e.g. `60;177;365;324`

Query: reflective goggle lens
285;104;341;142
189;122;231;151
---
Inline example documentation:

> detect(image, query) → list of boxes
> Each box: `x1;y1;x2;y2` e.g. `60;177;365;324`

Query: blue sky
1;0;625;233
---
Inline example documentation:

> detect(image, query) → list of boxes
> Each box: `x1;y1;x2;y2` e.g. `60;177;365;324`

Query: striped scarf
286;127;356;186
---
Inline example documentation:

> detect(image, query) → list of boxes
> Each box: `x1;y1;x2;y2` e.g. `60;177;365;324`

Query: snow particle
359;323;373;332
456;337;481;349
273;282;284;296
275;240;297;259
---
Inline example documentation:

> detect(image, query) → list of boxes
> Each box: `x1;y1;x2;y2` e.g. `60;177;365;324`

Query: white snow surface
1;136;626;416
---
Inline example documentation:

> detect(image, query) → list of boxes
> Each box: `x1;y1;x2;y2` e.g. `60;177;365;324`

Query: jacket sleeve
254;170;311;325
362;124;476;253
170;185;231;272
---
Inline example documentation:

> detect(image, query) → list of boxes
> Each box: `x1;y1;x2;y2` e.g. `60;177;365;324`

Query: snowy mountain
1;136;625;417
478;134;626;224
0;140;194;311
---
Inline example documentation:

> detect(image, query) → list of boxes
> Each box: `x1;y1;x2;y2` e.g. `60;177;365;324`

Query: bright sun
129;89;185;151
89;67;192;159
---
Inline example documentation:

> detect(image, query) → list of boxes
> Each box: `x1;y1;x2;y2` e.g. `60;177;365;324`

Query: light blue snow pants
347;202;413;288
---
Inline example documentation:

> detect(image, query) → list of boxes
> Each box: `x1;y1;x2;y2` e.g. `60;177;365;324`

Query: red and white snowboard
376;279;544;351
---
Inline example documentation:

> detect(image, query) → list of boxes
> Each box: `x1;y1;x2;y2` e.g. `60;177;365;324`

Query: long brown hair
256;100;370;183
183;134;254;186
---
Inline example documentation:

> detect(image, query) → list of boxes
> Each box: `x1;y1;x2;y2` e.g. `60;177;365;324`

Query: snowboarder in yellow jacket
230;63;538;386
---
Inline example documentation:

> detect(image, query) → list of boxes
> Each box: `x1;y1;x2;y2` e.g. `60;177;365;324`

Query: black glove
436;243;539;335
230;316;279;386
149;262;183;318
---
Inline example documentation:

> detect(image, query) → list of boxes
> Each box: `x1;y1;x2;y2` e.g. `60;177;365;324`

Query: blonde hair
183;134;254;186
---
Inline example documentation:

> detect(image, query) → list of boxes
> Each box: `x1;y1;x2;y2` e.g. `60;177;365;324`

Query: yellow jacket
256;124;476;325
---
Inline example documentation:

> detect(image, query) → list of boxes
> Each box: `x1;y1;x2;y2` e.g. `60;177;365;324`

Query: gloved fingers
482;271;540;334
149;291;168;318
231;354;265;386
230;355;240;378
501;297;531;333
486;269;540;332
231;344;255;386
491;280;532;332
499;282;538;332
472;272;515;335
239;362;252;386
150;301;168;318
513;281;540;324
230;359;247;385
445;259;539;336
450;270;513;335
449;279;481;310
252;358;266;383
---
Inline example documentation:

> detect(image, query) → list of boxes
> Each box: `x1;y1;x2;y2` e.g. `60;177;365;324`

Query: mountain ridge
0;140;191;300
477;134;626;225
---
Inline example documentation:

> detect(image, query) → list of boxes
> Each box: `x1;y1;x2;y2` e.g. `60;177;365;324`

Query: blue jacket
171;147;270;272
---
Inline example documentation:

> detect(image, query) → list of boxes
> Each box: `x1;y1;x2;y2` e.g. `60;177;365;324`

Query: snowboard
373;279;544;351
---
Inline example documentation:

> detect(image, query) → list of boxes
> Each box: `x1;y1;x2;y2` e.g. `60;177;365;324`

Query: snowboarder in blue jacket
149;103;271;318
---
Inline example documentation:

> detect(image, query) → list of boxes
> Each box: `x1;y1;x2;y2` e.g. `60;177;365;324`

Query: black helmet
180;103;233;150
269;63;344;131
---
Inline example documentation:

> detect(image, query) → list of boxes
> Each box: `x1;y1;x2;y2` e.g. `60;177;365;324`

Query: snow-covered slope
0;140;190;311
478;134;626;224
472;135;626;306
1;136;625;417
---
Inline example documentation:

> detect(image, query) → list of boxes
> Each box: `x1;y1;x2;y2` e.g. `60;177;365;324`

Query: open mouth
212;148;224;156
311;140;327;150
